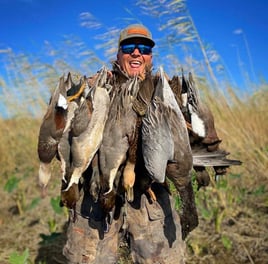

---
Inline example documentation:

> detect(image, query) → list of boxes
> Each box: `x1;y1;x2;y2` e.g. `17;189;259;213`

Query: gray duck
99;71;140;216
59;67;111;214
142;66;198;240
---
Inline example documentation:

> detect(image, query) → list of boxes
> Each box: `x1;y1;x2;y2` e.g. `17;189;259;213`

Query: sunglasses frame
120;43;152;55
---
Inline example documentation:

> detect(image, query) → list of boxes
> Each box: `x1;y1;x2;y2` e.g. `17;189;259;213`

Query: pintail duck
170;71;242;189
99;65;141;220
59;67;111;215
37;72;79;196
142;66;198;240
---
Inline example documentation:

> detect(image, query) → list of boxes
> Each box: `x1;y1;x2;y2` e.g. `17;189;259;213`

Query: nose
131;47;141;55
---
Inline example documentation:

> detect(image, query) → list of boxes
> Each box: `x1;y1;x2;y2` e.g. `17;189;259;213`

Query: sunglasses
120;44;152;55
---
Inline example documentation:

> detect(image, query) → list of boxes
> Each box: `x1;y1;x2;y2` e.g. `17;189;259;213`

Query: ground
0;168;267;264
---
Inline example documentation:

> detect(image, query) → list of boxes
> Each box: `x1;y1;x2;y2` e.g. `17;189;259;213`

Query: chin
128;71;141;77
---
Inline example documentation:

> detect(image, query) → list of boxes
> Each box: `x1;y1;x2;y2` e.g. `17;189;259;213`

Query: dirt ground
0;170;267;264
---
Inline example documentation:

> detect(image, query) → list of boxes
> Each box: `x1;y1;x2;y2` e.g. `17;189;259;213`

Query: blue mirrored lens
121;44;152;55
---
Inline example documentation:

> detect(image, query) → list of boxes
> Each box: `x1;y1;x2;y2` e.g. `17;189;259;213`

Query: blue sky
0;0;267;91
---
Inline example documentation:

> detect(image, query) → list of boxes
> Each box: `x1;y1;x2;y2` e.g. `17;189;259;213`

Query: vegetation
0;0;267;263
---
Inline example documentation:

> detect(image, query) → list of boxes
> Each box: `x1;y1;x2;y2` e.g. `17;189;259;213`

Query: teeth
130;61;141;65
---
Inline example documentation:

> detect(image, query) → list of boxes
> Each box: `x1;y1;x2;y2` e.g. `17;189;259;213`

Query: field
0;81;267;264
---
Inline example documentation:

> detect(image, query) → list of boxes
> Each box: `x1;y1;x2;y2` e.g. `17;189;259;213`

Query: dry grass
0;118;40;178
0;81;267;263
204;85;268;181
185;82;268;264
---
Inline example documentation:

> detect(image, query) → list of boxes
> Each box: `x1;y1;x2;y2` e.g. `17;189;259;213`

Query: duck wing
192;146;242;167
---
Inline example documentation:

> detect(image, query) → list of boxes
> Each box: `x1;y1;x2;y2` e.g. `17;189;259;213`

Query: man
63;24;189;264
116;24;154;79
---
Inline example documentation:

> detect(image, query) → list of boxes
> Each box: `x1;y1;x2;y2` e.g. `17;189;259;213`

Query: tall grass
0;118;40;181
203;84;268;181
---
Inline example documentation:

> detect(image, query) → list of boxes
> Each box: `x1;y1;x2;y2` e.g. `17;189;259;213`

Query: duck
37;72;77;196
181;71;222;148
122;71;156;202
58;75;89;214
142;66;198;240
142;67;192;183
59;67;111;213
170;70;243;187
181;72;230;188
99;73;140;216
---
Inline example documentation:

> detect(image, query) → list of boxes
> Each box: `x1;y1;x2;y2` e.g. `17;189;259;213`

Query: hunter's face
117;38;153;78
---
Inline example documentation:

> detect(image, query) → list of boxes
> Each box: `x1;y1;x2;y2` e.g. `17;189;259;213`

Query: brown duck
180;72;242;187
37;72;78;196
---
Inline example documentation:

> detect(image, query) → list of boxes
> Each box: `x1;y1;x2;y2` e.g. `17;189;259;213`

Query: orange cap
118;24;155;47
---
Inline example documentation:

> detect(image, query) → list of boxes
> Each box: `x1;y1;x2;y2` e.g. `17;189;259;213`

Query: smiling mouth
130;61;142;68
